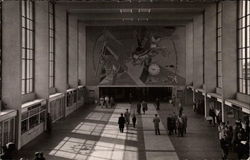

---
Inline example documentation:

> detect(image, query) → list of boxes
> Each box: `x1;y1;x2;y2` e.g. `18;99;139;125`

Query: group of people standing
99;96;115;108
118;109;137;133
167;106;187;137
136;100;148;114
218;118;249;160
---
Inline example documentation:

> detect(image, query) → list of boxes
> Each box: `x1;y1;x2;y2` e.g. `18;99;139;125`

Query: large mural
86;26;186;86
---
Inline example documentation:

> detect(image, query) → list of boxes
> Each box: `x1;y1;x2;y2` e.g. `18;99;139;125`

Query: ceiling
55;0;219;26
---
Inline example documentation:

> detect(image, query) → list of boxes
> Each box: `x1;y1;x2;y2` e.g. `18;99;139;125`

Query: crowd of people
167;111;188;137
218;118;249;160
99;95;115;108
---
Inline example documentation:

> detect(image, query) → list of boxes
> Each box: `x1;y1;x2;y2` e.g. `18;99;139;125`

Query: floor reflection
50;103;139;160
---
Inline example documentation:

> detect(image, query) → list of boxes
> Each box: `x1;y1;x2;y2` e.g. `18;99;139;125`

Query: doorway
99;87;172;102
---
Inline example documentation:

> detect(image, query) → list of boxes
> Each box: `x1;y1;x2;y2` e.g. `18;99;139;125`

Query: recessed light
122;18;134;21
120;9;133;13
138;8;151;13
137;18;148;21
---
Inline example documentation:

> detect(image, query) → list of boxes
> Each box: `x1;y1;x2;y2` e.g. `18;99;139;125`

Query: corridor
18;103;221;160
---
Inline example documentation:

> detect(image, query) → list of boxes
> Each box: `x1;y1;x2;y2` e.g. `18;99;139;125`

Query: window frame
49;2;55;88
21;0;35;95
216;1;223;88
237;0;250;95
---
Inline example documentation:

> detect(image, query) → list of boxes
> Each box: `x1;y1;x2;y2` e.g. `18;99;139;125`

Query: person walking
167;114;173;135
132;112;137;128
124;109;131;128
172;112;177;135
118;113;126;133
142;100;148;114
137;102;141;114
156;98;160;110
47;113;52;134
104;96;109;108
176;114;184;137
218;122;229;160
110;96;115;108
153;114;161;135
100;96;104;108
182;114;187;134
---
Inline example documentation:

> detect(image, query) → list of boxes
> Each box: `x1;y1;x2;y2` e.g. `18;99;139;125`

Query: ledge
207;92;222;102
225;99;250;114
0;109;17;122
49;93;64;102
78;85;84;89
21;99;46;112
67;88;77;92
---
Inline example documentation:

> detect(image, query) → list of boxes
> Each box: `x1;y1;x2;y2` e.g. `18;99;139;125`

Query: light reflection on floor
50;104;138;160
49;137;138;160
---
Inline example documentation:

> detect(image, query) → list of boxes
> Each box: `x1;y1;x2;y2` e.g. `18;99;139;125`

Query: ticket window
225;104;249;125
0;117;15;153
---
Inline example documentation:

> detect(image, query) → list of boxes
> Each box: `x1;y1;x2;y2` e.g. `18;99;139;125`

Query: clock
148;64;160;76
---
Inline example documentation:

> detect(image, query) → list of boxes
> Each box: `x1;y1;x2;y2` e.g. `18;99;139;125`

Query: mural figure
91;26;185;86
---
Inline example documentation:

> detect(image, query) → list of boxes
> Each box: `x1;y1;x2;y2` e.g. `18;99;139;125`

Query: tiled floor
18;103;222;160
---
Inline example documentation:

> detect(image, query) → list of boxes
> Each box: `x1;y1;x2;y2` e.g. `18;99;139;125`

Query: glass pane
248;1;250;15
22;1;25;16
247;48;250;58
218;28;222;37
26;79;30;93
218;13;222;27
242;28;246;48
239;29;242;48
22;60;25;79
247;26;250;47
247;16;250;26
248;80;250;94
3;121;9;144
243;0;246;17
243;79;246;93
218;52;222;60
22;80;25;94
218;61;222;75
239;59;243;78
218;37;222;51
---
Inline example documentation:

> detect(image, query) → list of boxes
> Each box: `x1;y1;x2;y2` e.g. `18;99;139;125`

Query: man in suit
118;113;126;133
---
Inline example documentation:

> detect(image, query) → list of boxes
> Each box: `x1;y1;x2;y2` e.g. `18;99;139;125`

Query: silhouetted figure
132;113;137;128
153;114;161;135
142;100;148;114
110;96;115;108
172;112;177;134
137;102;141;114
34;152;46;160
124;109;131;127
47;113;52;133
156;98;160;110
0;142;17;160
118;113;126;133
176;114;184;137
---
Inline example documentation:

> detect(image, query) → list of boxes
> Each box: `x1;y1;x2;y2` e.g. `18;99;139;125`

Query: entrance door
99;87;172;102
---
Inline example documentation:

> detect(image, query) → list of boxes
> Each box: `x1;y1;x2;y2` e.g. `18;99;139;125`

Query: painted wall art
86;26;186;86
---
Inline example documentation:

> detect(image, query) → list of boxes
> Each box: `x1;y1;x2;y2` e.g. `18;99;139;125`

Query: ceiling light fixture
138;8;151;13
120;9;133;13
122;18;134;21
137;18;149;21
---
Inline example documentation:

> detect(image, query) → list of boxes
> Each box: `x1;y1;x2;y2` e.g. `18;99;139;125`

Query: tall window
49;2;55;88
216;2;222;88
21;0;35;94
238;0;250;95
0;2;2;102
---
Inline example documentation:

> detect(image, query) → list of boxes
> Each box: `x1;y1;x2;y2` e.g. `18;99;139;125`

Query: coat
118;116;125;127
153;117;160;129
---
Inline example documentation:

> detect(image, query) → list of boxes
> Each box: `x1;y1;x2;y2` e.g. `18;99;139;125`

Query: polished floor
18;103;222;160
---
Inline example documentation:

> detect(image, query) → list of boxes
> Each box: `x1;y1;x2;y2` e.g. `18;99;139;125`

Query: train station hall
0;0;249;159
